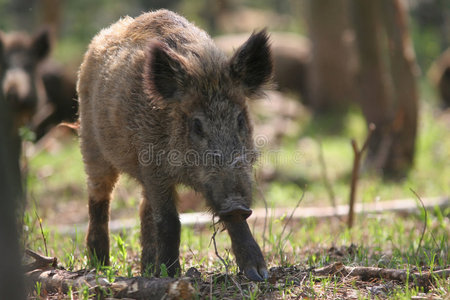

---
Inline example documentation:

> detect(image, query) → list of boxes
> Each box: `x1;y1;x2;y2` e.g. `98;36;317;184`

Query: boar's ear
229;29;273;98
144;41;187;101
32;29;51;60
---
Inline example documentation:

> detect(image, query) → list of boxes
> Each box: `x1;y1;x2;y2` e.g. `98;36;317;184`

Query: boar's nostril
218;203;252;220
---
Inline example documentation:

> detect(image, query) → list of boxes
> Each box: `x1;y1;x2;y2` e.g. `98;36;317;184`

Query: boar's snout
3;69;35;109
218;197;252;221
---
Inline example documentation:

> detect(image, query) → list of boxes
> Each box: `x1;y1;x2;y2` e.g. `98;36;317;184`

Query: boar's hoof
237;244;268;281
244;264;269;282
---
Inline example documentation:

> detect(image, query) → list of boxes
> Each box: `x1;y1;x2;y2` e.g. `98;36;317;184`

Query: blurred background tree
352;0;419;178
307;0;356;114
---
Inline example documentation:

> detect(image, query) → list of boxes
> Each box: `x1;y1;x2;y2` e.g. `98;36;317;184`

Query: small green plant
35;281;42;298
65;252;75;270
105;267;115;283
160;263;169;278
127;265;133;278
67;285;73;300
79;284;90;300
113;234;128;273
19;126;36;142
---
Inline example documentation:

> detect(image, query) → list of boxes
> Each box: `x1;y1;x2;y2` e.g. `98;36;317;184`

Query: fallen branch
24;250;194;299
24;249;57;272
313;262;450;287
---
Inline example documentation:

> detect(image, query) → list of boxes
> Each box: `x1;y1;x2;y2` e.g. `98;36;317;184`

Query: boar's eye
191;118;204;137
237;112;246;131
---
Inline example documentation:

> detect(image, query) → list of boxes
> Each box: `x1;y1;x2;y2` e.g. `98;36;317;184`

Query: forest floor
24;207;449;299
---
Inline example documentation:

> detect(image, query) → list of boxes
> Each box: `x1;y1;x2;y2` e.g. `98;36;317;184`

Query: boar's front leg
141;183;181;277
224;219;268;281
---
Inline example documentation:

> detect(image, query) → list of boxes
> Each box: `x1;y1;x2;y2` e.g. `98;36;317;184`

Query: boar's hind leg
84;150;119;266
141;184;181;277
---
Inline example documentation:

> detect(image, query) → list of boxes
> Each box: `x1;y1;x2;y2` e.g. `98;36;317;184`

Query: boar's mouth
218;200;252;221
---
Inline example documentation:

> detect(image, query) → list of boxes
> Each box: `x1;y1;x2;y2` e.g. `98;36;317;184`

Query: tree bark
308;0;356;113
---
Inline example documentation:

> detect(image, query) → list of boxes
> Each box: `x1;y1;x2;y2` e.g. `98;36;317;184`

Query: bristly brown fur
77;9;272;281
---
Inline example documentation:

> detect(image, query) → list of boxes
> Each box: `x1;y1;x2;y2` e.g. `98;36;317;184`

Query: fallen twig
210;220;229;275
24;250;194;299
209;220;244;298
313;262;450;287
348;123;375;228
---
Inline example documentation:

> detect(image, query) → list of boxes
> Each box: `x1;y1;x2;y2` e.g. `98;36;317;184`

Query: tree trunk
352;0;419;178
308;0;356;113
382;0;419;177
0;60;25;298
352;0;394;171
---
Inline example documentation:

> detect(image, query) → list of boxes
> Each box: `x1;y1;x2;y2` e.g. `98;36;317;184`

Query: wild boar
0;29;50;130
77;9;273;281
0;29;78;139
